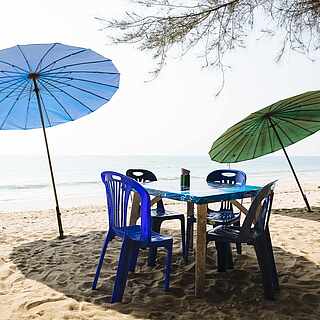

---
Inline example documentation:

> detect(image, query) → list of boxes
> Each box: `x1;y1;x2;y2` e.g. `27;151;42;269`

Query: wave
0;180;100;191
1;167;318;192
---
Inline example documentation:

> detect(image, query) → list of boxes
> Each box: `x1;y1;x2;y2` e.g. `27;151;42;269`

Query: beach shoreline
1;154;320;213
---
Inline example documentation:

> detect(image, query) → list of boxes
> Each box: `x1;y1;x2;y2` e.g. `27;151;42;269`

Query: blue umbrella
0;43;120;238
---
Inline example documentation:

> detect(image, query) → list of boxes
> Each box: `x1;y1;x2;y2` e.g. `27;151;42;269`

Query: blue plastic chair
207;181;279;300
126;169;186;264
92;171;173;303
186;169;246;260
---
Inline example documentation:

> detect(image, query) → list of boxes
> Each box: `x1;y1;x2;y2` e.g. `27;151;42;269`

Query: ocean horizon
1;154;319;212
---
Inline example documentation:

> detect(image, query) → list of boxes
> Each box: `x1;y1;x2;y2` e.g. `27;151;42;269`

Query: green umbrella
209;90;320;212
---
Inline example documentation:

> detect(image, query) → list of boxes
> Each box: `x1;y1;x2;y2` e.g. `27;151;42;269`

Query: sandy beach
1;185;320;320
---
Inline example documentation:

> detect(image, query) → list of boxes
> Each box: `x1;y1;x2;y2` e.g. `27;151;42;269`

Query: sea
0;155;319;212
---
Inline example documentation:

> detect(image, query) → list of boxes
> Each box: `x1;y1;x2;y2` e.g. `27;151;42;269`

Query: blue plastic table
138;179;260;297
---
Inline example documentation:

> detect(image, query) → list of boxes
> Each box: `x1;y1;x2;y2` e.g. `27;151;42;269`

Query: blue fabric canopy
0;43;120;129
0;43;120;238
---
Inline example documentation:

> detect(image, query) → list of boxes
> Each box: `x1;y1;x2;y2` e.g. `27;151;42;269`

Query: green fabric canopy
209;90;320;212
209;91;320;163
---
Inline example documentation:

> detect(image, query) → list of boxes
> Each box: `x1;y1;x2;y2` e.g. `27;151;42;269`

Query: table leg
129;192;140;225
195;203;207;297
187;202;194;250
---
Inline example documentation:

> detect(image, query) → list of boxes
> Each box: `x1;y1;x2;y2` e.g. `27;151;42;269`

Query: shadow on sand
273;207;320;222
10;230;320;319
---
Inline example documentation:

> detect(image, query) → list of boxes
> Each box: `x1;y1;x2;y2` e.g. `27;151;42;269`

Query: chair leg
164;240;173;290
254;238;274;300
111;239;135;303
92;230;114;289
236;242;242;255
215;241;227;272
226;243;234;269
148;219;162;266
234;220;242;254
129;247;140;272
265;228;279;291
186;215;195;263
179;217;187;262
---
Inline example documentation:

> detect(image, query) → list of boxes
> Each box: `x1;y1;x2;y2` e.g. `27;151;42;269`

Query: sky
0;0;320;157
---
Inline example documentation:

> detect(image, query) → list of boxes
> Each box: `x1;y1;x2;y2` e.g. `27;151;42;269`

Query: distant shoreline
1;155;319;212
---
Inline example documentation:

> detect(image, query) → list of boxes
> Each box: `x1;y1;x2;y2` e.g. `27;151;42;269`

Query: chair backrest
240;181;276;240
101;171;152;242
206;169;247;185
206;169;247;211
126;169;165;213
126;169;157;183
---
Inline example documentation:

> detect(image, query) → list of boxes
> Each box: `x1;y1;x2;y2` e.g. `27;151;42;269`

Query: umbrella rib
209;120;258;156
41;74;119;89
17;45;31;72
0;80;29;129
38;48;88;73
271;92;311;112
0;75;23;79
0;78;26;95
40;59;113;74
276;115;315;134
234;119;266;162
273;92;320;113
221;126;255;163
251;120;267;159
280;106;320;115
39;79;94;112
38;80;73;121
0;77;26;87
232;137;252;163
211;116;256;140
24;83;33;129
211;120;257;147
284;106;320;112
272;96;304;113
0;70;26;75
42;77;111;101
272;122;294;145
41;70;119;76
277;102;320;114
35;43;57;73
275;113;320;123
0;60;28;73
210;120;261;161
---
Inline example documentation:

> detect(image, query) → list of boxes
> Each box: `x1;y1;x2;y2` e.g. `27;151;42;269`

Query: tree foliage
98;0;320;93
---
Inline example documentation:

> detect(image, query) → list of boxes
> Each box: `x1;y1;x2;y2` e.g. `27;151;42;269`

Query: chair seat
207;225;255;243
207;225;240;242
114;225;172;244
151;208;184;219
207;209;240;225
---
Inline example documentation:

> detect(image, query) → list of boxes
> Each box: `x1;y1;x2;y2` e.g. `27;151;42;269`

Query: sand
1;186;320;320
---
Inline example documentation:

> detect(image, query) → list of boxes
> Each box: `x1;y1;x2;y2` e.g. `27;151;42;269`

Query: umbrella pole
269;118;312;212
32;77;64;238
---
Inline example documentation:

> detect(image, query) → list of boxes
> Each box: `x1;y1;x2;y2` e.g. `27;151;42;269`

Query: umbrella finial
28;72;39;80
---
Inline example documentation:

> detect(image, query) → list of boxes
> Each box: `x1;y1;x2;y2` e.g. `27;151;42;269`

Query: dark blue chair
206;169;247;225
126;169;186;264
186;169;247;259
92;171;173;303
207;181;279;300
